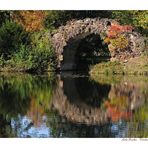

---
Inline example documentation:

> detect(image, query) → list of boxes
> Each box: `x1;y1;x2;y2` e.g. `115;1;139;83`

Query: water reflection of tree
0;114;15;137
98;75;148;138
127;103;148;138
0;73;55;137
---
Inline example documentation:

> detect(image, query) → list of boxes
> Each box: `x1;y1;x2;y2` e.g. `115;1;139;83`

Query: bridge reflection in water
0;73;148;137
52;73;111;125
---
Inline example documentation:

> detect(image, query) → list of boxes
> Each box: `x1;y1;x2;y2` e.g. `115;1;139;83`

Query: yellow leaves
104;37;110;44
13;11;47;32
108;35;129;50
112;35;129;49
105;35;129;51
105;23;132;51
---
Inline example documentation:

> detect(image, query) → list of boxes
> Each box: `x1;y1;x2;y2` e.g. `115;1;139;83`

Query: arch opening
61;33;111;71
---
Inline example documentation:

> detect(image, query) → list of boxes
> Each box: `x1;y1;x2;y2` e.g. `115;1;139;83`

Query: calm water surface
0;72;148;138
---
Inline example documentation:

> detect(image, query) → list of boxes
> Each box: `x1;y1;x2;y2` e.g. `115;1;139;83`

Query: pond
0;72;148;138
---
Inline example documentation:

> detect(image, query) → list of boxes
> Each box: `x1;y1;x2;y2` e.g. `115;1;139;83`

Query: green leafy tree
0;20;30;59
44;10;112;30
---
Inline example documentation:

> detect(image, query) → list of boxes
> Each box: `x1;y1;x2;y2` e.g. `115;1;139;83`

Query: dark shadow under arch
61;33;111;71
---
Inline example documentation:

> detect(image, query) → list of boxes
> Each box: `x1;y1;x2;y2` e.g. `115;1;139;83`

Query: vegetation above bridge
0;11;147;74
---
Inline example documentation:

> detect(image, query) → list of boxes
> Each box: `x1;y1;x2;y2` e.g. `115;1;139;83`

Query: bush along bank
0;20;57;73
0;11;148;73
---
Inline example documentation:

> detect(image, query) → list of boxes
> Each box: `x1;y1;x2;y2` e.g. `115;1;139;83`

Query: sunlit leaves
12;11;47;32
112;10;148;36
104;23;132;50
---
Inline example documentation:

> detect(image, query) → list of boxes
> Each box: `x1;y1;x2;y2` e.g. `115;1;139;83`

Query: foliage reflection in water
0;73;148;138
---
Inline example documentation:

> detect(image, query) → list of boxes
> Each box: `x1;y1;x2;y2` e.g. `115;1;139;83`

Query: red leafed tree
104;23;134;50
107;23;134;38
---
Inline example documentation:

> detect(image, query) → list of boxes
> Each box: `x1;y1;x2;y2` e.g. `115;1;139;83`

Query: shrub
109;34;129;50
0;11;11;25
0;55;5;68
105;24;131;51
7;31;57;72
28;46;56;72
0;19;56;72
107;23;133;38
7;45;34;71
29;30;57;72
0;20;30;59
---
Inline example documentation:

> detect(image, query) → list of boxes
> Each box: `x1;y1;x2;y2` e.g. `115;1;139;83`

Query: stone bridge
51;18;145;71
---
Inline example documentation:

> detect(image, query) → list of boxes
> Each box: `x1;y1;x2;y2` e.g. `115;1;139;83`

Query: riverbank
89;55;148;81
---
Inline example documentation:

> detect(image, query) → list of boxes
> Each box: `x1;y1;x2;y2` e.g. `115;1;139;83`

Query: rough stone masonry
51;18;146;70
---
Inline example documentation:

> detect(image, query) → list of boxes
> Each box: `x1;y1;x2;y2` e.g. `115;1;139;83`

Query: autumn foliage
104;23;133;50
13;11;47;32
107;23;133;38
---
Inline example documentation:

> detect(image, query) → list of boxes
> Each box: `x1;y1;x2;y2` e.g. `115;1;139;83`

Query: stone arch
52;18;145;70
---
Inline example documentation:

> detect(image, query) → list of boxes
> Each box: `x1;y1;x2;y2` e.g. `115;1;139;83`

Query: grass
124;55;148;75
89;55;148;80
90;61;125;75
